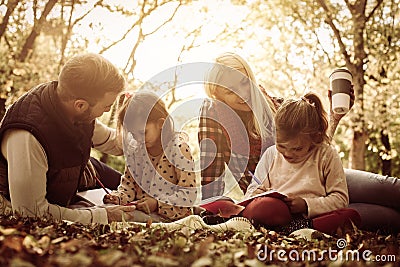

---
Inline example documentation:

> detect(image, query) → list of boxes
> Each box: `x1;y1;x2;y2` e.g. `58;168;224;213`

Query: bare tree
58;0;101;69
99;0;189;76
18;0;58;62
96;0;190;164
315;0;384;170
245;0;397;172
0;0;19;40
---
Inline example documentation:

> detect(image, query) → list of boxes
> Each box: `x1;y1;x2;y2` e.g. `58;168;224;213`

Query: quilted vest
0;81;94;206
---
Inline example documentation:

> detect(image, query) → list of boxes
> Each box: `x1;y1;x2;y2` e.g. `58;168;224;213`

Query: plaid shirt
199;99;275;199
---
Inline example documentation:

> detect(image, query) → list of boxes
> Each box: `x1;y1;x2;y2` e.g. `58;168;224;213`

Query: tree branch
316;0;352;66
18;0;58;62
124;27;143;74
366;0;384;21
143;1;182;36
0;0;19;40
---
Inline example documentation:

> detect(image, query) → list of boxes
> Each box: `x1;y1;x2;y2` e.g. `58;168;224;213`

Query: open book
200;190;287;218
76;188;110;206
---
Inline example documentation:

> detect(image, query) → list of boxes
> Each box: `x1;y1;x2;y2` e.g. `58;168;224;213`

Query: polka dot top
110;133;196;221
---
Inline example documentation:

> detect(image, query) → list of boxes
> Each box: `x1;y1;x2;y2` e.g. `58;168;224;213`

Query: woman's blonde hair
275;92;329;145
204;52;275;141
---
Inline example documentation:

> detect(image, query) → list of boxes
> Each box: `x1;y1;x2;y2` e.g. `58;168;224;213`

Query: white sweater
246;143;349;218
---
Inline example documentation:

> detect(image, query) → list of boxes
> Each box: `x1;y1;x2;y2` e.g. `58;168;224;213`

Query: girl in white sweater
243;92;361;234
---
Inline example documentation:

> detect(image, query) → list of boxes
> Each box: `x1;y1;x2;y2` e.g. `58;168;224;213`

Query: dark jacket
0;81;95;206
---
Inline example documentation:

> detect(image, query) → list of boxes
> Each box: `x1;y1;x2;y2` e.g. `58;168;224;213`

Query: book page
237;190;287;207
76;188;109;206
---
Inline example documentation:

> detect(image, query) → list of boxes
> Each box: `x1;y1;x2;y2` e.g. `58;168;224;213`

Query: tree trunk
18;0;58;62
347;68;367;170
380;129;391;176
0;98;6;120
99;153;109;164
347;1;369;170
349;130;368;170
0;0;19;40
99;103;118;164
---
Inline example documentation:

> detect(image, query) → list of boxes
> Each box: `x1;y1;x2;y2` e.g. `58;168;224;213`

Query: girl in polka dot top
104;91;197;222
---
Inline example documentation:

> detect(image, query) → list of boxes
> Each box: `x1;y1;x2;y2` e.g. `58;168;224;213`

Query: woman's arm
327;86;355;139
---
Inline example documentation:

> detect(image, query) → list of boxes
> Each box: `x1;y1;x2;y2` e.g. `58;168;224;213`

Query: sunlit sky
72;0;253;135
74;0;249;82
64;0;336;133
0;0;337;88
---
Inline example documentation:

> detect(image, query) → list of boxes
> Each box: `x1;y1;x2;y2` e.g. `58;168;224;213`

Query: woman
199;52;275;200
198;52;400;232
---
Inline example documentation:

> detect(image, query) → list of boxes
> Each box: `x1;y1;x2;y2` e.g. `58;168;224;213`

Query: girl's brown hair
275;92;329;145
115;91;174;147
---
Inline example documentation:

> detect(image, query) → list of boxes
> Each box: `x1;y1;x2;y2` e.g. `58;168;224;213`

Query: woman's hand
135;197;158;214
103;194;120;204
328;85;355;121
284;196;307;214
105;205;136;223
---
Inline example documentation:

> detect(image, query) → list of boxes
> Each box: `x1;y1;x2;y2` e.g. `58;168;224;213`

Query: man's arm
92;119;123;156
1;129;108;224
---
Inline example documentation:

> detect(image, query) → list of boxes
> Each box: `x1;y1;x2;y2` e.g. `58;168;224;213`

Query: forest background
1;0;399;178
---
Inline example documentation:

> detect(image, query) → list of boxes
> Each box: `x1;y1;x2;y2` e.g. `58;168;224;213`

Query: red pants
241;197;361;234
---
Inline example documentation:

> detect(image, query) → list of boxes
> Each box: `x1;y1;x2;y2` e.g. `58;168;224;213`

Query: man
0;53;135;224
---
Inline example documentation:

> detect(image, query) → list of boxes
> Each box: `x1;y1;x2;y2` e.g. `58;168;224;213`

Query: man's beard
75;107;94;124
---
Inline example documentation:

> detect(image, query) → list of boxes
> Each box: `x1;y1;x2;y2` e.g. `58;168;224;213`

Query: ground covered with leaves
0;215;399;267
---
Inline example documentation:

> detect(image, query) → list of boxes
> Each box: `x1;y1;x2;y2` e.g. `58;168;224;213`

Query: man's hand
105;205;136;223
284;196;307;214
135;197;158;214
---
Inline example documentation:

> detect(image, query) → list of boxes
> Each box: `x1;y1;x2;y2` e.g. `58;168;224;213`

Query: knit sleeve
1;129;108;224
303;145;349;218
245;146;276;198
92;119;123;156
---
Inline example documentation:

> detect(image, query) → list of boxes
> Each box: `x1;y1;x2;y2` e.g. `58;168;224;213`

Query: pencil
93;176;111;195
248;170;262;185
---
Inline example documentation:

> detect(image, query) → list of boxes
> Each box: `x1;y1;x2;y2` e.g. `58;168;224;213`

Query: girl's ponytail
275;92;329;145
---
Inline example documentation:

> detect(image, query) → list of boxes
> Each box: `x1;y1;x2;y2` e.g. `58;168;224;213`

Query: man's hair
58;53;125;105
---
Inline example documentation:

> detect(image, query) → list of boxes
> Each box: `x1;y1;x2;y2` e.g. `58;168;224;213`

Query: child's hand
103;194;120;204
284;196;307;214
251;184;272;196
135;197;158;214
